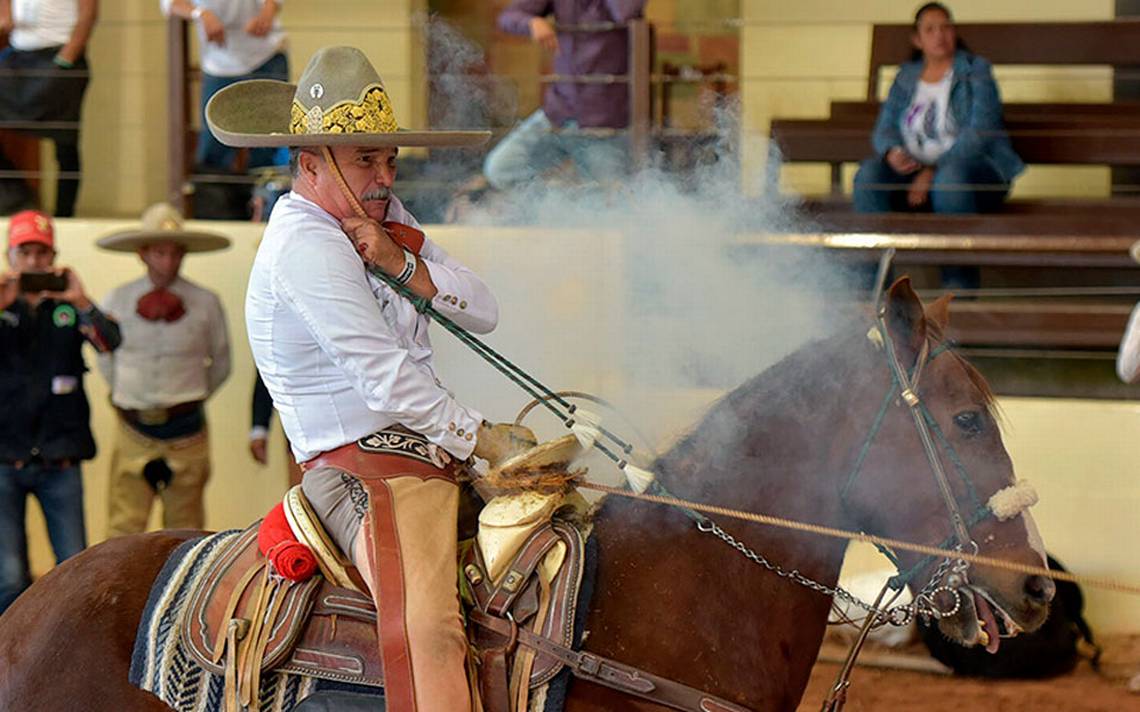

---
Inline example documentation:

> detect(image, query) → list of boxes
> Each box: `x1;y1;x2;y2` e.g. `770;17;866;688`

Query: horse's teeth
978;630;990;646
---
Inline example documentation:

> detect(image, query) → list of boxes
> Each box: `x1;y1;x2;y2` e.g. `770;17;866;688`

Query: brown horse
0;280;1055;711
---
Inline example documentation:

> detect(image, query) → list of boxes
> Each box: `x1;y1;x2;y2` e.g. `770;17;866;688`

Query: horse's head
842;278;1053;653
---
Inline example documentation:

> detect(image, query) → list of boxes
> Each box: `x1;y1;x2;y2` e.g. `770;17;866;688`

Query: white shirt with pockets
246;192;497;463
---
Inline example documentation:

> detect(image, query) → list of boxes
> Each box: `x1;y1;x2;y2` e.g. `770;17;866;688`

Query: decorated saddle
131;483;595;712
132;469;752;712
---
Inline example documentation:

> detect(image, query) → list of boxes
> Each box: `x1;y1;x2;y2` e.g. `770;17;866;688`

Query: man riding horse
206;46;540;712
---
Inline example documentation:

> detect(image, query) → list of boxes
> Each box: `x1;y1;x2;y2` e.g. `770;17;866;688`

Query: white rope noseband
987;480;1039;521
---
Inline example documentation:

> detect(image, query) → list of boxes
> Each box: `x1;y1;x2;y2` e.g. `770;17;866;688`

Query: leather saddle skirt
179;498;587;694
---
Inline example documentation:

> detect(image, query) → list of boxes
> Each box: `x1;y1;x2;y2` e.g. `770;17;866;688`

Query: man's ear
884;277;926;366
298;150;320;182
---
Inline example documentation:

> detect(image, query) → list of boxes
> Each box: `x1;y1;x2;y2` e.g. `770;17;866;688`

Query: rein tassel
622;464;655;494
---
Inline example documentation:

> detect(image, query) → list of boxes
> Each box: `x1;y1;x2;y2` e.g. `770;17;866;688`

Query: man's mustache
362;187;390;201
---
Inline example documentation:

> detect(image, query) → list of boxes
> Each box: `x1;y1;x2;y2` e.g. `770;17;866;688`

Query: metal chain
698;519;967;629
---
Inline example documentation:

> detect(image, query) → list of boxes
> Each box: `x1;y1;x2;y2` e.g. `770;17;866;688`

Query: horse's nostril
1024;574;1056;604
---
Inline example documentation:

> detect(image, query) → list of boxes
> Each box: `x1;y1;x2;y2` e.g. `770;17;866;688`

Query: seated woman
853;2;1024;214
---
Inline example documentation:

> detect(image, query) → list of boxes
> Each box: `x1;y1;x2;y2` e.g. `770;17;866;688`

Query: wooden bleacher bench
948;301;1133;350
769;20;1140;199
737;231;1140;397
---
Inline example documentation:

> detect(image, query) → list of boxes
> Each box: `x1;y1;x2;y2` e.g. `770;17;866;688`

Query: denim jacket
871;50;1025;183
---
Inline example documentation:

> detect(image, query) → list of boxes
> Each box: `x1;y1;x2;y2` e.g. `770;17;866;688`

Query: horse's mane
654;327;859;476
925;320;999;418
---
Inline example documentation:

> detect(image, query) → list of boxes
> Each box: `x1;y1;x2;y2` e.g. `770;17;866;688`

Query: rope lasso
317;153;1140;599
575;480;1140;596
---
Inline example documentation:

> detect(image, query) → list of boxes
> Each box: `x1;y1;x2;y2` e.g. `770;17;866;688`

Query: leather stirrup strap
468;609;755;712
211;561;265;664
239;564;274;708
224;618;250;712
245;577;287;712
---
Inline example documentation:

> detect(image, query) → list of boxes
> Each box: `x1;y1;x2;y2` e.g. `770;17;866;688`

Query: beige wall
741;0;1117;197
6;217;1139;634
64;0;426;217
12;217;629;578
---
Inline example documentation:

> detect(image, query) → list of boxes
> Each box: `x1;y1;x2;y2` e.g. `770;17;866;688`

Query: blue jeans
0;462;87;614
483;109;628;190
853;156;1010;214
198;52;290;170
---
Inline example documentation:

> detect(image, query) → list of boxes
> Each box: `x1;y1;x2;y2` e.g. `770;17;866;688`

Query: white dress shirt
159;0;287;77
99;276;232;409
247;192;498;463
10;0;77;50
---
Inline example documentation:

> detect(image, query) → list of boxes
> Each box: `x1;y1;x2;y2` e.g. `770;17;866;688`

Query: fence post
627;19;652;170
166;16;188;213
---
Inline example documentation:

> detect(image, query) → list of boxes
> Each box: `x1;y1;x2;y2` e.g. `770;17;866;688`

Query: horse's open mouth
968;586;1022;654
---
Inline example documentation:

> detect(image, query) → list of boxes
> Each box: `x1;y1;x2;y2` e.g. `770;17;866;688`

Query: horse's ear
925;293;953;332
884;277;926;364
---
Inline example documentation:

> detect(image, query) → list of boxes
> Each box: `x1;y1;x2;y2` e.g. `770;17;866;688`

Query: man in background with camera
0;209;120;615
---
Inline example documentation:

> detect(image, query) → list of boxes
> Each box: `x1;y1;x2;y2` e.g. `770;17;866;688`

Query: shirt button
459;300;467;309
448;422;456;431
465;433;473;441
456;428;465;437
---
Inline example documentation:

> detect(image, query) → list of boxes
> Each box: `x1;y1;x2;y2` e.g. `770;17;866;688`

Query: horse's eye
953;411;984;436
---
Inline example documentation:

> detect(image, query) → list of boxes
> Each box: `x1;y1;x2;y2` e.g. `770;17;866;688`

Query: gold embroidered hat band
205;46;491;149
96;203;231;253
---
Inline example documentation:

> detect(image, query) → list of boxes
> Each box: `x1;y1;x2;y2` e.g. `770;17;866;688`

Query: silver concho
309;83;324;100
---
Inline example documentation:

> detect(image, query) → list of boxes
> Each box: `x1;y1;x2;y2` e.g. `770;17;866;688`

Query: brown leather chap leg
303;434;469;712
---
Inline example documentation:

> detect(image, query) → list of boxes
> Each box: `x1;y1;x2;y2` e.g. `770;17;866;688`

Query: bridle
840;313;984;614
818;303;1039;711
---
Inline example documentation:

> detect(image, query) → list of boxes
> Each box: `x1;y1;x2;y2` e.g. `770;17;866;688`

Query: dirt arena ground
796;635;1140;712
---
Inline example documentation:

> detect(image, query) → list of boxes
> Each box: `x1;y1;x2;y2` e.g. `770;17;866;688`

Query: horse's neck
657;331;873;532
614;333;881;708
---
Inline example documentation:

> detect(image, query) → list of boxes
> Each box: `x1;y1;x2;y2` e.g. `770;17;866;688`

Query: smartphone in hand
18;271;68;293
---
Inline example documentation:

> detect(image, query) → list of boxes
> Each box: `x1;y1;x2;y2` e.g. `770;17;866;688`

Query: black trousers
0;46;90;216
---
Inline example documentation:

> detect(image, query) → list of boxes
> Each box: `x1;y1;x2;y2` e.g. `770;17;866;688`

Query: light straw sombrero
96;203;231;253
206;46;490;149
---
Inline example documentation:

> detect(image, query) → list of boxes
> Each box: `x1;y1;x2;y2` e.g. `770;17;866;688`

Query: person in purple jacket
484;0;646;191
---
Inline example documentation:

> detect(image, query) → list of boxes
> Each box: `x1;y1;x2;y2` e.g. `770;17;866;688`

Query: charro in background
96;202;232;536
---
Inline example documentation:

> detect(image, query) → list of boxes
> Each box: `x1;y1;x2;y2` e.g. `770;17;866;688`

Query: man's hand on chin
342;217;404;274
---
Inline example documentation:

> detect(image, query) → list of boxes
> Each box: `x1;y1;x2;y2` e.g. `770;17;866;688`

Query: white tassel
622;464;656;494
987;479;1039;521
570;408;602;449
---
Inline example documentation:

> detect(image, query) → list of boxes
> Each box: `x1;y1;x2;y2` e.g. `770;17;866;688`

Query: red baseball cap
7;210;55;249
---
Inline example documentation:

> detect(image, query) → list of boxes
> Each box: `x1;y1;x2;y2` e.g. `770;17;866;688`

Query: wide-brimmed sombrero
96;203;231;253
206;46;490;149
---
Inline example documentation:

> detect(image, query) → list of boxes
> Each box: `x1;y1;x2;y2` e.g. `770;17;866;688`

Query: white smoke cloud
417;18;870;454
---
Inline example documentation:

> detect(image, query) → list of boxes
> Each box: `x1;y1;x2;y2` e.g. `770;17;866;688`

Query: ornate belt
300;427;461;483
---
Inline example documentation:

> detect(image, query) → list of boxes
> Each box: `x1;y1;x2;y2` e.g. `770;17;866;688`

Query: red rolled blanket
258;502;318;582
